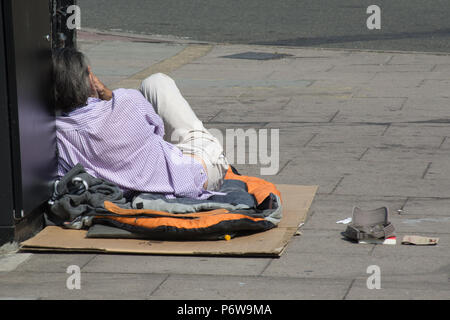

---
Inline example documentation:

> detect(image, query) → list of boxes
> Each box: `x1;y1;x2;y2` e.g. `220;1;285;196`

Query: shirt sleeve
114;89;165;138
135;90;165;138
70;88;207;199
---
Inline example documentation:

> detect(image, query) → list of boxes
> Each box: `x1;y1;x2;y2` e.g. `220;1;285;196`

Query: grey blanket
47;164;128;228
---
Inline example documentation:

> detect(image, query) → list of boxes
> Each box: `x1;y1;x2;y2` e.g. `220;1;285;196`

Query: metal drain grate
222;52;293;61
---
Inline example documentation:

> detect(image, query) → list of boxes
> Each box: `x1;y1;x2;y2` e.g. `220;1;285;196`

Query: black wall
0;0;57;244
0;0;15;244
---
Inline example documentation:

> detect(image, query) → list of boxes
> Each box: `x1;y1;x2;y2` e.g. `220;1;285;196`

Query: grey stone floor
1;32;449;300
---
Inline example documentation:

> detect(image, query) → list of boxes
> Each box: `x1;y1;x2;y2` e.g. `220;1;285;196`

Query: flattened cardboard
20;185;318;257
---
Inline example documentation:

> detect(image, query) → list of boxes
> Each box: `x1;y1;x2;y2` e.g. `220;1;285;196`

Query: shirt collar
63;97;102;117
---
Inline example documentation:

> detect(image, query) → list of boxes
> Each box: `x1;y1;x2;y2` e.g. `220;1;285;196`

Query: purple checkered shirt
56;88;212;199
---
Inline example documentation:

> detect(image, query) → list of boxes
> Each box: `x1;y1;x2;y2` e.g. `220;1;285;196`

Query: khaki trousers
139;73;229;191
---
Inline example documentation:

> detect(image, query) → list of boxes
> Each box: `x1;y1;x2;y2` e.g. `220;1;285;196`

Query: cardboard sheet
20;185;318;257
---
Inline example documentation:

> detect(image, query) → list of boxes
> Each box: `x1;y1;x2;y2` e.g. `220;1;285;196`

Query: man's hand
88;67;113;101
189;154;209;190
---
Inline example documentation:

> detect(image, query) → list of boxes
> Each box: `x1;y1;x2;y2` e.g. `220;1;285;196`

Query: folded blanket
132;180;256;213
47;164;282;241
47;164;129;227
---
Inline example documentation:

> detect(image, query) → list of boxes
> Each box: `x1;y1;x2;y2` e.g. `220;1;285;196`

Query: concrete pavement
0;29;449;300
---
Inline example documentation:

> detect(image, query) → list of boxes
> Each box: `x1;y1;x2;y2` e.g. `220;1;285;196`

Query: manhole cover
222;52;293;61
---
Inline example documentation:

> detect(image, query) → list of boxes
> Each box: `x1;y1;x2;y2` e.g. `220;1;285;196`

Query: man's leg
139;73;229;191
139;73;204;141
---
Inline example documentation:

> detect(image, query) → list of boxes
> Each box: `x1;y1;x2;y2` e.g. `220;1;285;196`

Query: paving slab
0;272;166;300
388;54;450;65
14;254;97;273
262;251;450;280
312;131;443;151
403;198;450;217
333;64;435;74
271;162;343;194
360;148;439;163
333;98;413;123
368;72;428;88
393;216;450;234
150;274;351;300
356;86;447;100
82;254;271;277
280;145;368;162
431;64;450;73
330;160;447;198
346;278;450;300
78;38;187;87
292;70;376;83
284;230;374;256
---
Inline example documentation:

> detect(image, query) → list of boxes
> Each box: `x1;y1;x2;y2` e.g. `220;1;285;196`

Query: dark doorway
0;0;76;245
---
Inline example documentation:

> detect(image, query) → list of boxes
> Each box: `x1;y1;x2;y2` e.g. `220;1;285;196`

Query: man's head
52;48;92;114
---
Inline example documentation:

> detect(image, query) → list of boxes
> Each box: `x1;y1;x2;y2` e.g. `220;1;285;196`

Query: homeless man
53;48;229;200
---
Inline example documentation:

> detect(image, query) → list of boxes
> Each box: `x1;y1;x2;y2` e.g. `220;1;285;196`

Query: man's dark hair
52;48;91;113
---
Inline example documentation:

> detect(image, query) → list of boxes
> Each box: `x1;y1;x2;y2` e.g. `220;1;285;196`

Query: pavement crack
265;70;276;80
422;162;432;179
208;109;223;122
80;255;98;271
328;110;340;123
306;80;316;88
358;148;370;161
330;176;345;195
416;79;427;88
368;245;377;256
277;159;292;175
343;279;356;300
281;97;293;110
439;136;447;149
303;133;318;147
399;197;410;215
369;72;379;81
259;259;274;276
148;274;170;298
381;124;391;136
384;55;394;65
399;97;408;110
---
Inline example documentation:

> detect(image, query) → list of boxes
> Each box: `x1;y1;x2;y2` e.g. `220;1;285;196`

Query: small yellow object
225;235;232;241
